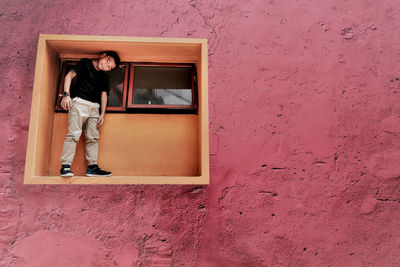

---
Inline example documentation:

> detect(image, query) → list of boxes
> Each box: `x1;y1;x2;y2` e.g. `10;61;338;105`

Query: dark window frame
106;63;129;112
55;60;76;112
127;62;198;110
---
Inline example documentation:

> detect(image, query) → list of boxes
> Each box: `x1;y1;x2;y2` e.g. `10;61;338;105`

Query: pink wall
1;0;400;266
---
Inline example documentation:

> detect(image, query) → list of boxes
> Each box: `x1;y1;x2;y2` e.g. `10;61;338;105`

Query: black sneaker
60;165;74;177
86;165;112;177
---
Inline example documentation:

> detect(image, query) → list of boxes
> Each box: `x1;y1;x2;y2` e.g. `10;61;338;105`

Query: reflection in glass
107;65;125;108
132;66;193;106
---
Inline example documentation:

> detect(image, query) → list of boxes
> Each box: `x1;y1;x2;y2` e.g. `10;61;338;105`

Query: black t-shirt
70;58;109;105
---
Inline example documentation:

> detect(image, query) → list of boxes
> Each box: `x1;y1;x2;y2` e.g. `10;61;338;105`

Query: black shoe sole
60;173;74;177
85;173;112;177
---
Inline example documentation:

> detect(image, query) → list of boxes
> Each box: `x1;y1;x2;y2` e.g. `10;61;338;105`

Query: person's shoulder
78;58;91;65
75;58;94;73
99;70;108;80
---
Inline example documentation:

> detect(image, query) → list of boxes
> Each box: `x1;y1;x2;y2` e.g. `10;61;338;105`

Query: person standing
59;51;120;177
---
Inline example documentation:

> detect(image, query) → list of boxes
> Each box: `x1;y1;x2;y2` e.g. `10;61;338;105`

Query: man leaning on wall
59;51;120;177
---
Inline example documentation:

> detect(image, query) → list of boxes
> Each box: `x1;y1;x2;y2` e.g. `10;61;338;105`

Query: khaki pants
60;97;100;165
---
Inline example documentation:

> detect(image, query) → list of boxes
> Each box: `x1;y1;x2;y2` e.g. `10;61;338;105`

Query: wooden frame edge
24;176;209;185
41;33;207;44
24;35;47;183
24;34;210;185
200;39;210;184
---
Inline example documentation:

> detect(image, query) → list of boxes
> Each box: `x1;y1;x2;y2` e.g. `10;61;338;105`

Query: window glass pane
132;66;193;106
107;65;126;108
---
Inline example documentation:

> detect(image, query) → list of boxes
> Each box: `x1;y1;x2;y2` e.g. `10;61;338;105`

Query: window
56;62;197;113
128;63;197;111
105;63;129;111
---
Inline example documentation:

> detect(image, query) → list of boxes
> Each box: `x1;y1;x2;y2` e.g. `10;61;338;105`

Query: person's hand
97;113;105;127
61;96;72;110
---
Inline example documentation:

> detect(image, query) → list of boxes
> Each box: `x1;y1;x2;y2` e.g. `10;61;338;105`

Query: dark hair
102;51;120;68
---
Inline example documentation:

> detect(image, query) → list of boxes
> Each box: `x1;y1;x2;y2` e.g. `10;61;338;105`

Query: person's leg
60;98;89;165
84;104;100;165
84;103;112;177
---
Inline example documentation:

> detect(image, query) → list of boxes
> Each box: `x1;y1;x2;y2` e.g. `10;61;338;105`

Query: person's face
98;54;116;71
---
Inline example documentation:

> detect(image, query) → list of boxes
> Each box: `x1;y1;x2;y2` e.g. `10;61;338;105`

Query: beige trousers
60;97;100;165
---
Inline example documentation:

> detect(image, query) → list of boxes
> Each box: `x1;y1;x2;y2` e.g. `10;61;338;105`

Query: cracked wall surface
1;0;400;266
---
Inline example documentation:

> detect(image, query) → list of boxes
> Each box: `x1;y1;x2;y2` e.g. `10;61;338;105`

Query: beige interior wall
200;42;209;182
50;114;199;176
34;45;59;176
47;39;202;63
197;59;203;173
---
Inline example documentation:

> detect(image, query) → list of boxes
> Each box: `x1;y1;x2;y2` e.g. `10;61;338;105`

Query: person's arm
61;70;76;110
97;91;107;127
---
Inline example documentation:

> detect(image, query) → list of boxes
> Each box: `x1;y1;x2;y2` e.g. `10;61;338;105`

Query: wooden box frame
24;34;209;184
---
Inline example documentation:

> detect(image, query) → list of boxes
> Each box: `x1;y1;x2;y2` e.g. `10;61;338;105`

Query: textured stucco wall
1;0;400;266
